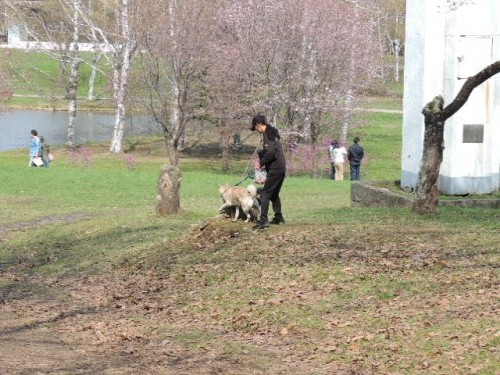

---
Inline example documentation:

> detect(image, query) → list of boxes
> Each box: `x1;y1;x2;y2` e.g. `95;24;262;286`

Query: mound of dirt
189;216;251;250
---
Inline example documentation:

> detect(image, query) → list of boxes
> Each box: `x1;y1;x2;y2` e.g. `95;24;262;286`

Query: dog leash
233;171;254;186
233;145;260;186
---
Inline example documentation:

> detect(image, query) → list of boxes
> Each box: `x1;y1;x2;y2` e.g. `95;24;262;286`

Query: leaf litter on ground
1;214;498;374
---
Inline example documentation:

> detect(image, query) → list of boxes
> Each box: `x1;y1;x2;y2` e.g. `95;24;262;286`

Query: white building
3;23;110;52
402;0;500;195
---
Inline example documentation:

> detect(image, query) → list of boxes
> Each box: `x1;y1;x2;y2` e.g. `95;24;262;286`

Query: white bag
33;157;44;167
254;169;267;184
48;153;54;161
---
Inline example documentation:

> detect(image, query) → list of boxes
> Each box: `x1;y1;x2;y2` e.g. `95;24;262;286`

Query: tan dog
219;184;260;222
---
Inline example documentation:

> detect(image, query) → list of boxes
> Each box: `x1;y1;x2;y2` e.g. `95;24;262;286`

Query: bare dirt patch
0;213;95;234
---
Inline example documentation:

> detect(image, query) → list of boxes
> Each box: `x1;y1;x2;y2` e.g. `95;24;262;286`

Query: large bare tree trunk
413;60;500;214
412;96;444;213
156;165;182;215
168;0;185;155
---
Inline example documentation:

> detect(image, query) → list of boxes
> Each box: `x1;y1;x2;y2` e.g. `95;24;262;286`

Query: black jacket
348;143;364;165
259;126;286;173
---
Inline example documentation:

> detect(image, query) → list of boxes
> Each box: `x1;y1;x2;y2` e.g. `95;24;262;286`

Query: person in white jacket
331;141;347;181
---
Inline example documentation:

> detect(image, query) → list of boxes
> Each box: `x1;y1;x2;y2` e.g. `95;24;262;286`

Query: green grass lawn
357;111;402;181
0;100;498;373
1;49;112;110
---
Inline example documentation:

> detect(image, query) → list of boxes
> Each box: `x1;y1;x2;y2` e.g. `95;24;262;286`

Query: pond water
0;109;158;151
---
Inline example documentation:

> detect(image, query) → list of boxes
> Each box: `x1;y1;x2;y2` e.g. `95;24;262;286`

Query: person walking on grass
29;129;42;167
332;140;347;181
39;136;51;167
250;115;286;230
348;136;364;181
328;140;337;180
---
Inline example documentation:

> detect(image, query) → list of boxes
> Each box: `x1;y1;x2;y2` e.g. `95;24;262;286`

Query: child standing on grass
39;136;51;167
29;129;42;167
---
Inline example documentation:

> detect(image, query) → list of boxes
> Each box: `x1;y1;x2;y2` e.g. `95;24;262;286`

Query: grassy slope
1;49;113;110
0;60;498;373
1;111;498;373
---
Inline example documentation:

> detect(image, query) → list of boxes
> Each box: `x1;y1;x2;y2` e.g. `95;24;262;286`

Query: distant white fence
0;41;113;52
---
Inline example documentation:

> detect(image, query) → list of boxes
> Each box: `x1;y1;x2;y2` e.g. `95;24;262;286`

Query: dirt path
0;216;299;375
0;309;101;375
0;214;95;234
0;276;146;375
0;272;311;375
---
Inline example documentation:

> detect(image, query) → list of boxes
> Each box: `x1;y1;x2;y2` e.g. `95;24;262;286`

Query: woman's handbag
254;168;267;184
33;157;44;167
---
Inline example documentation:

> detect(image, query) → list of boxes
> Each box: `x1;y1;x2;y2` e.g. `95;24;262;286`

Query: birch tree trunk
109;0;131;154
66;1;82;149
87;45;101;100
340;88;353;144
393;38;401;82
301;38;316;140
340;3;359;145
67;55;80;148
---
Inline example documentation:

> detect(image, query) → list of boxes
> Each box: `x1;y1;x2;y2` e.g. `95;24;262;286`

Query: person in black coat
250;115;286;229
347;136;364;180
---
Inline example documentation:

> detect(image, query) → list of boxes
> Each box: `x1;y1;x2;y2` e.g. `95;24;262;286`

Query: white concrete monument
402;0;500;194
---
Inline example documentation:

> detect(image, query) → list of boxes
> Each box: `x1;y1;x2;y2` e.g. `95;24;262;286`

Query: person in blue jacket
29;129;42;167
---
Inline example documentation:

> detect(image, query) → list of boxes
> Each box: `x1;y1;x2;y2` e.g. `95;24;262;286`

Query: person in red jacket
250;115;286;229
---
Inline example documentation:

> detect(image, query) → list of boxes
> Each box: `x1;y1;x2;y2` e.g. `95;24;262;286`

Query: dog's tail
246;184;257;198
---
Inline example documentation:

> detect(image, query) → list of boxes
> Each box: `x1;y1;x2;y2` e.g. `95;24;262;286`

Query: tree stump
155;165;182;215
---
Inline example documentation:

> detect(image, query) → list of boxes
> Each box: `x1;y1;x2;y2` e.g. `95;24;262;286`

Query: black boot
253;220;269;230
270;215;285;225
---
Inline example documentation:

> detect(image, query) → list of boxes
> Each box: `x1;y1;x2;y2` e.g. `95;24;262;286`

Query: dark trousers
259;171;285;222
350;164;361;180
